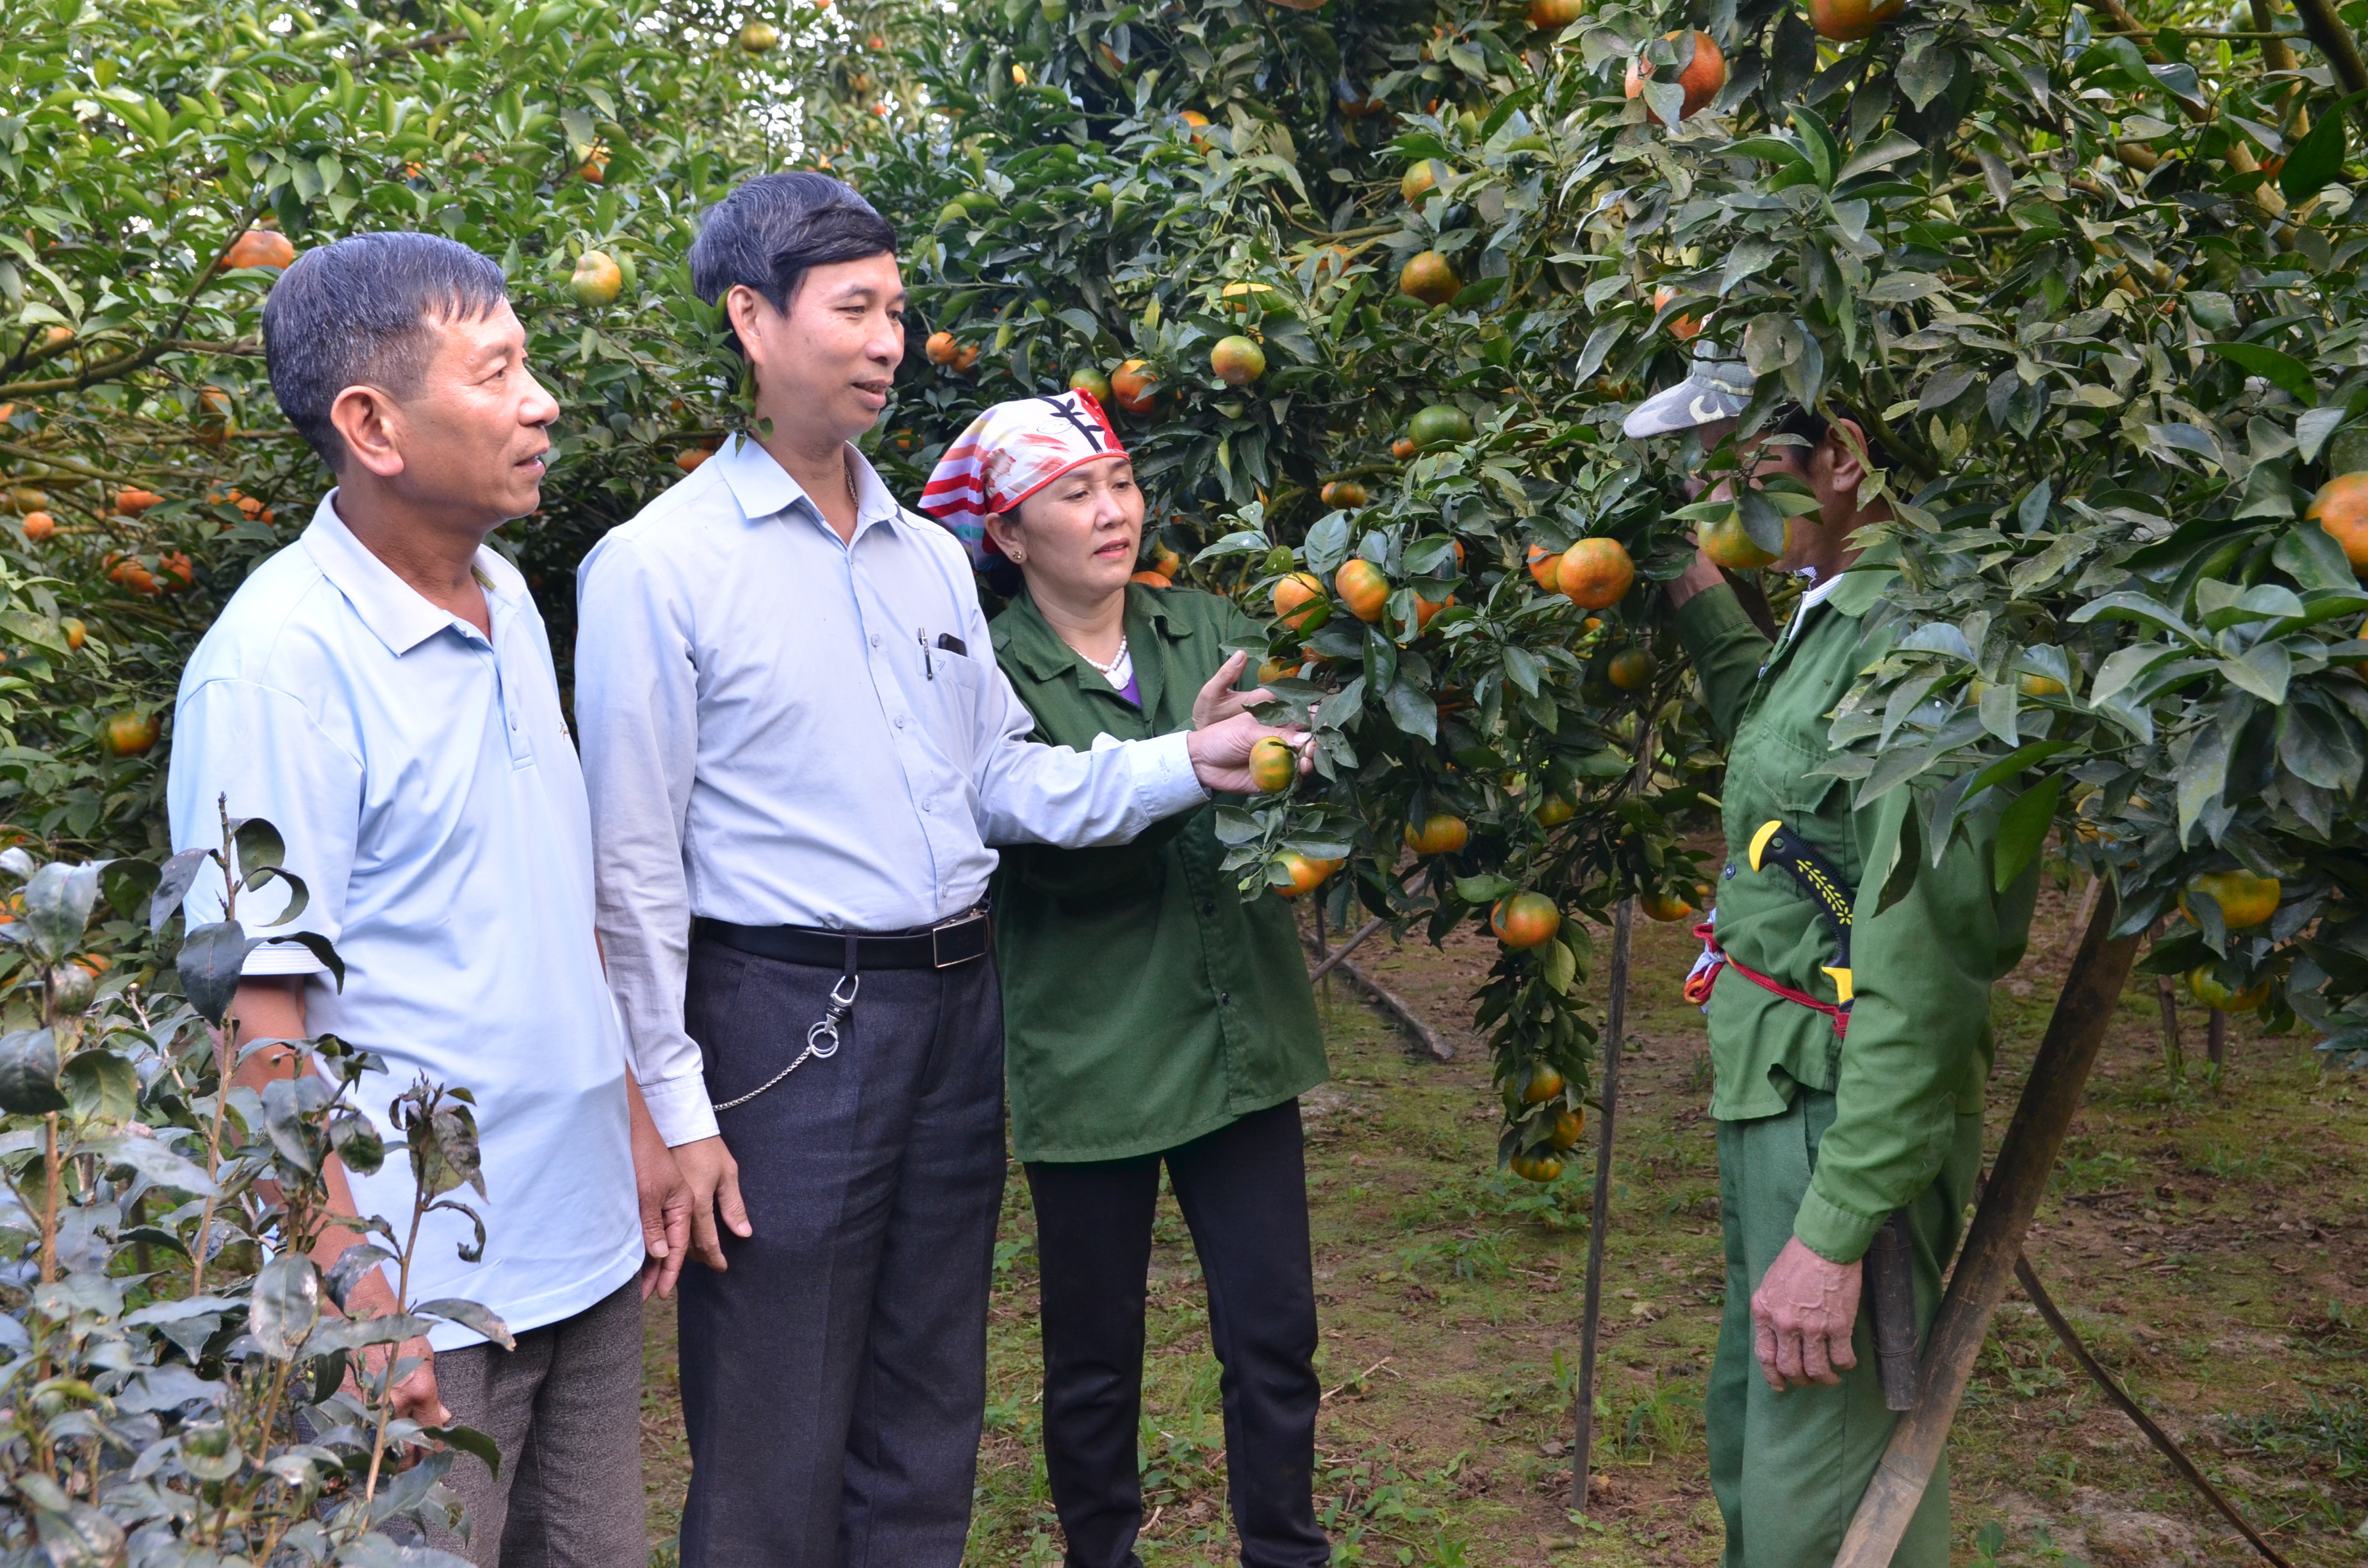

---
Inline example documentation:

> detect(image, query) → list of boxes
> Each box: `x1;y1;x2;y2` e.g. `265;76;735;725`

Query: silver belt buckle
931;911;984;968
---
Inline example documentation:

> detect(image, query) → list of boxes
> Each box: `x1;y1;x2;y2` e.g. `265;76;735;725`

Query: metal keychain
711;970;859;1111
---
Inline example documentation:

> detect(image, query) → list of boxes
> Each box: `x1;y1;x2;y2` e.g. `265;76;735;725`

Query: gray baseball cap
1621;359;1754;439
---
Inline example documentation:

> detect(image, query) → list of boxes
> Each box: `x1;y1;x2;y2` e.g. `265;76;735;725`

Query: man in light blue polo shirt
167;232;686;1568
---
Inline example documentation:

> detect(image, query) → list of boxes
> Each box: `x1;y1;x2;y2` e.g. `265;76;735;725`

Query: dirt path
637;874;2368;1567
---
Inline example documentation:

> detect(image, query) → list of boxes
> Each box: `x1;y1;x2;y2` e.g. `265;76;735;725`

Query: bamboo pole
2287;0;2368;104
1570;894;1632;1512
1833;886;2142;1568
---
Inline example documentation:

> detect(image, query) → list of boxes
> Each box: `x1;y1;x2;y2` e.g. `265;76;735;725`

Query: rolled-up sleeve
166;679;359;975
575;537;713;1147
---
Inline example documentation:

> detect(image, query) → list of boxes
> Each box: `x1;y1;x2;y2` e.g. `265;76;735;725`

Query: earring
1007;548;1025;562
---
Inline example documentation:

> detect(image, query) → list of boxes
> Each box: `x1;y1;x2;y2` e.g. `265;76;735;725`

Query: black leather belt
694;910;990;970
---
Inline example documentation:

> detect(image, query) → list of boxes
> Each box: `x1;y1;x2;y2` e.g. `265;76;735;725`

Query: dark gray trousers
677;938;1007;1568
428;1279;648;1568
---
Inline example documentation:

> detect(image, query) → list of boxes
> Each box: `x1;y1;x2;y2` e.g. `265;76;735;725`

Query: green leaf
0;1028;65;1115
2280;106;2346;204
1788;104;1839;188
1993;775;2062;894
2203;343;2316;405
1385;678;1438;743
1836;131;1921;184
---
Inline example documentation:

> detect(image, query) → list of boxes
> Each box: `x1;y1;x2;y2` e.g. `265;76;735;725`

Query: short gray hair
689;173;897;354
261;232;511;471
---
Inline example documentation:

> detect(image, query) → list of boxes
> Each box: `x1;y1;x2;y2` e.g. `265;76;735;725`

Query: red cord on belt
1683;921;1851;1039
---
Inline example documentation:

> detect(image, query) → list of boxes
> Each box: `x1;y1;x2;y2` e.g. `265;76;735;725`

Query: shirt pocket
917;648;988;772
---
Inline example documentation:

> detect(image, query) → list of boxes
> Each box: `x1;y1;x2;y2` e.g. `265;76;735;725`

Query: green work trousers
1707;1089;1982;1568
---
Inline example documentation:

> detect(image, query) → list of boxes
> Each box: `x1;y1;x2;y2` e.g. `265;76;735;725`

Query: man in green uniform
1625;370;2039;1567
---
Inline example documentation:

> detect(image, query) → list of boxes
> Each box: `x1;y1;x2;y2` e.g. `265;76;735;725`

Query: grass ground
637;872;2368;1566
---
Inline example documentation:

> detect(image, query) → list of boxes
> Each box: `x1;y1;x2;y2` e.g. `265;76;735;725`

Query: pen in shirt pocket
918;627;933;679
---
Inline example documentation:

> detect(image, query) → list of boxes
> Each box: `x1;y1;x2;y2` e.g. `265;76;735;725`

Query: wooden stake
1834;886;2141;1567
2208;1007;2228;1071
1571;895;1632;1512
2155;974;2185;1079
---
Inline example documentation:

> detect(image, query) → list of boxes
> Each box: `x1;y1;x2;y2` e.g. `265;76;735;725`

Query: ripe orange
1210;336;1266;386
1177;109;1212;146
1625;29;1726;124
1249;736;1297;793
1151;543;1185;576
114;489;162;516
1492;891;1559;949
2018;672;2067;697
1404;813;1470;856
1521;1065;1566;1103
1320;480;1369;509
1543;1107;1585;1149
578;150;609;183
1532;792;1575;827
1392;437;1418;461
1112;359;1159;414
1277;853;1342;897
2309;472;2368;574
1556;537;1634;608
101;711;159;757
1509;1152;1563;1182
1221;281;1277;314
21;510;54;543
1130;570;1172;588
1413;592;1452;633
2182;869;2282;929
1399;250;1461;307
1701;512;1782;569
676;448;714;473
62;618;85;650
925;331;959;366
1335;559;1390;622
1258;657;1303;684
1402;160;1442;204
1274;571;1327;630
1525;544;1562;590
1652;284;1700;341
2187;966;2271;1011
222;228;297;270
1641;890;1694;922
570;250;623;307
1809;0;1904;40
954;342;981;372
1607;648;1656;690
1529;0;1584;27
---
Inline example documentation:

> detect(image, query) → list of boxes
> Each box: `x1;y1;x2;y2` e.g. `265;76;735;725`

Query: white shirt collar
300;491;525;657
1779;570;1846;646
712;432;901;541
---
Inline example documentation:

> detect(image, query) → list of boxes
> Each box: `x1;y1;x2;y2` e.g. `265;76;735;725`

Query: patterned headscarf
917;390;1130;565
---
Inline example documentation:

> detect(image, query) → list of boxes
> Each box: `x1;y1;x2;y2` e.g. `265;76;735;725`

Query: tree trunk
1571;895;1632;1512
1832;885;2142;1568
2207;1007;2228;1072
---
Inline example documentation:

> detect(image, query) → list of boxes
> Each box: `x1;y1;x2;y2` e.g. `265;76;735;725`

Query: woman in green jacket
921;393;1331;1568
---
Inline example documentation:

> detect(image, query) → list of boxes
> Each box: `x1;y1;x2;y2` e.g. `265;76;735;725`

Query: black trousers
1024;1100;1329;1568
677;939;1006;1568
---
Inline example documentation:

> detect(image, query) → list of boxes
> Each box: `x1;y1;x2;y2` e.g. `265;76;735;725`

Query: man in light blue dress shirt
575;174;1294;1567
169;234;689;1568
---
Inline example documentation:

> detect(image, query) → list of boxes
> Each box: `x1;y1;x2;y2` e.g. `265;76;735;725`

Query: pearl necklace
1082;635;1130;677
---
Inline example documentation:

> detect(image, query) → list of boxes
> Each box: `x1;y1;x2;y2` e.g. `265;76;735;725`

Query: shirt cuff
639;1070;721;1147
240;942;331;977
1793;1182;1884;1266
1133;730;1206;819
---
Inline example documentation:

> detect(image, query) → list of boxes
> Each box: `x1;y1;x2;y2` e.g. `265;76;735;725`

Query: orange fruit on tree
1809;0;1905;40
1509;1152;1563;1182
105;555;158;596
1274;571;1328;630
157;551;193;592
1150;543;1185;576
62;618;85;650
1641;890;1694;922
1607;648;1656;690
20;510;54;543
1491;891;1559;949
1525;543;1563;590
1401;159;1443;204
1557;537;1634;608
578;149;610;183
1335;559;1389;622
1404;813;1470;855
1532;791;1575;827
676;448;714;473
1530;0;1584;26
1520;1064;1565;1102
222;228;297;270
1210;336;1266;387
1399;250;1461;307
1069;365;1113;403
2018;672;2067;696
1258;656;1303;684
2182;869;2281;929
2309;472;2368;574
1276;853;1342;897
1320;480;1369;509
1111;359;1160;414
114;488;162;516
1249;736;1298;793
1652;284;1701;341
1625;29;1726;123
101;710;159;758
2187;966;2271;1012
570;250;623;307
1413;592;1452;633
953;342;981;372
925;331;959;366
1221;281;1277;314
1392;436;1418;461
1701;512;1782;569
1130;570;1172;588
1543;1107;1585;1149
738;19;780;51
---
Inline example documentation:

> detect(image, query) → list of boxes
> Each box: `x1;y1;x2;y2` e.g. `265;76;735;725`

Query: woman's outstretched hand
1191;650;1272;728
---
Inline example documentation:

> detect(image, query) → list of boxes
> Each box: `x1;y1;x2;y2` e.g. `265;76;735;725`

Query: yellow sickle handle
1748;819;1783;872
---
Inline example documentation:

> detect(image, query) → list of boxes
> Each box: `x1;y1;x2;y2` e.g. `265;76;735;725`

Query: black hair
689;172;898;354
261;232;511;471
1773;404;1893;473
